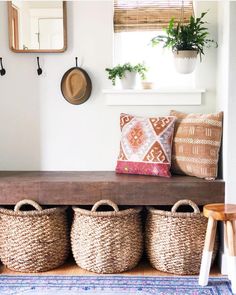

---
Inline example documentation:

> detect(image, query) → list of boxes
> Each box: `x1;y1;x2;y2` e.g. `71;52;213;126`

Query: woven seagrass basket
71;200;143;274
0;199;69;272
145;199;218;275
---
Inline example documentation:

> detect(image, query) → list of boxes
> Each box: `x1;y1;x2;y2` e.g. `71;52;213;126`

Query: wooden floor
0;259;222;277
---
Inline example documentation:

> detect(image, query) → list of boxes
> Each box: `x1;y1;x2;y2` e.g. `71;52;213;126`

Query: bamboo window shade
114;0;194;32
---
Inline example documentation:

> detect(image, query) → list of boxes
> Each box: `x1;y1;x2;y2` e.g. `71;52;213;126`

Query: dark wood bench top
0;171;224;205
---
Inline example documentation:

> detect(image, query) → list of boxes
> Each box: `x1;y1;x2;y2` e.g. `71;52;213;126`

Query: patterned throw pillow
170;110;223;180
116;113;176;177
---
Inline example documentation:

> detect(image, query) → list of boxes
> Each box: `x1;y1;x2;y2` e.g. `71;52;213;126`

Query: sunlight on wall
114;31;195;87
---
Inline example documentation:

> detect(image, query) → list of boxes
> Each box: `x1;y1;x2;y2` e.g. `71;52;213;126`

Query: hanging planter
151;12;217;74
105;63;147;89
173;50;198;74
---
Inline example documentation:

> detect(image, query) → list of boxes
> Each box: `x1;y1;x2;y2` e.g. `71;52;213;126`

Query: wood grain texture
226;221;236;256
204;204;236;221
0;259;221;277
0;171;224;205
203;216;217;252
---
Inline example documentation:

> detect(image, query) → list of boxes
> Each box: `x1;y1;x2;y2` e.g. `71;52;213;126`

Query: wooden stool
199;203;236;293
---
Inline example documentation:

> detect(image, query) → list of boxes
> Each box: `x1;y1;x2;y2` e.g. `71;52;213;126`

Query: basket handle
91;199;119;212
171;199;200;213
14;199;43;212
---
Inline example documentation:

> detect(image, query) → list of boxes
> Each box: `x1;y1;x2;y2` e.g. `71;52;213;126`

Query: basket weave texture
145;199;218;275
0;199;69;273
71;200;143;274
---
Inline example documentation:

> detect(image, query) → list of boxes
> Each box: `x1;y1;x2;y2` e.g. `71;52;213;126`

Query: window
114;0;195;87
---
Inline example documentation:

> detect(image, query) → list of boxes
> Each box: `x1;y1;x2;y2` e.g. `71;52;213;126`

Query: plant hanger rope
180;0;185;25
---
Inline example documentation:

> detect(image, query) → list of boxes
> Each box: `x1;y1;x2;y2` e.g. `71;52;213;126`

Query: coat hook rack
0;57;6;76
37;57;42;76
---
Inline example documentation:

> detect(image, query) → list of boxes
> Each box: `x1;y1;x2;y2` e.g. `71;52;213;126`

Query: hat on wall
61;62;92;105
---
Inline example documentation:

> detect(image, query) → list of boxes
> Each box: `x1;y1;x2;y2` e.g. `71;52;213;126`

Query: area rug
0;275;232;295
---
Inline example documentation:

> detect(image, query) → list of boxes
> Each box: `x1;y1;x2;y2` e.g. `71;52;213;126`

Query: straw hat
61;67;92;105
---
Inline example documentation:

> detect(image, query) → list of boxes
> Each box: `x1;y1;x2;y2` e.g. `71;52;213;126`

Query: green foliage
151;12;217;60
105;63;147;86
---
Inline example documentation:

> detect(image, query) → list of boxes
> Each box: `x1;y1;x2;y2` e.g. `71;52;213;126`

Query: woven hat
61;66;92;105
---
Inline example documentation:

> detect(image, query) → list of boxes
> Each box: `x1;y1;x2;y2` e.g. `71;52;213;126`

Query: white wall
195;1;218;113
216;1;236;275
217;1;236;204
0;1;218;171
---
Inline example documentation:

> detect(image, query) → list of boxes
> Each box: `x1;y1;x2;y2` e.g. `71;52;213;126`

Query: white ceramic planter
173;50;198;74
120;71;137;89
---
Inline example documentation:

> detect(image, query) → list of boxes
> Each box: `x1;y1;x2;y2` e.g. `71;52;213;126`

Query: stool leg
199;216;217;286
226;220;236;294
224;221;232;280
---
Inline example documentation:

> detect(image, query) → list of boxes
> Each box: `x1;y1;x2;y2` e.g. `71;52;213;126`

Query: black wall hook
75;57;78;67
0;57;6;76
37;57;42;76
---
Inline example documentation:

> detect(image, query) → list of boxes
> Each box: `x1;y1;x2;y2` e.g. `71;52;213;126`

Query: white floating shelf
103;89;205;106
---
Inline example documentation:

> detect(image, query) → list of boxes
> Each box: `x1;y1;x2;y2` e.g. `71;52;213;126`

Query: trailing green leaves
105;63;147;86
151;11;217;61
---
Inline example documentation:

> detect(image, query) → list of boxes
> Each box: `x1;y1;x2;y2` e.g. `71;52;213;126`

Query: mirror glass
9;1;66;52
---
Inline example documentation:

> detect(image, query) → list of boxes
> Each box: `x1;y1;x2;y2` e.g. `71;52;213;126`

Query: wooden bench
0;171;225;205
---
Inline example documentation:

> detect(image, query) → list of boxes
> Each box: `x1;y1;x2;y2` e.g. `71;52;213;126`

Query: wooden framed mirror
8;1;67;53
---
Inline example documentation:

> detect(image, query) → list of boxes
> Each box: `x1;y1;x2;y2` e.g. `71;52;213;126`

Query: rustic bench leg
227;220;236;294
199;216;217;286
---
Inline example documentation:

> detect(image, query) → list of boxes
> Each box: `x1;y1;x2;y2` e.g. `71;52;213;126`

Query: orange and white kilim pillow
170;110;223;180
116;113;176;177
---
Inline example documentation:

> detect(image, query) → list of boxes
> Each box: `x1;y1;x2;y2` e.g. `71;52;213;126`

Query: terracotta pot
142;81;154;90
173;50;198;74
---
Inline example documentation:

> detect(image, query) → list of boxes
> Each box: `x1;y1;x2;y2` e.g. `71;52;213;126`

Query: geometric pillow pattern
170;110;223;180
116;113;176;177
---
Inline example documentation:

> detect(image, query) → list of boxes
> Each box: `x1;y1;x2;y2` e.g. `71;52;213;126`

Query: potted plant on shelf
105;63;147;89
151;12;217;74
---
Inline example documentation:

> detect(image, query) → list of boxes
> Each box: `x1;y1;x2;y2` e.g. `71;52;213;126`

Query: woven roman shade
114;0;194;32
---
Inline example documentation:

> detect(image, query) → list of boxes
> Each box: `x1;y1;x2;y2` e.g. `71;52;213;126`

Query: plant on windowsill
151;12;217;74
105;63;147;89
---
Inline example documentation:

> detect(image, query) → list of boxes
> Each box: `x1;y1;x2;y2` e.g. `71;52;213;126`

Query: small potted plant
105;63;147;89
151;12;217;74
